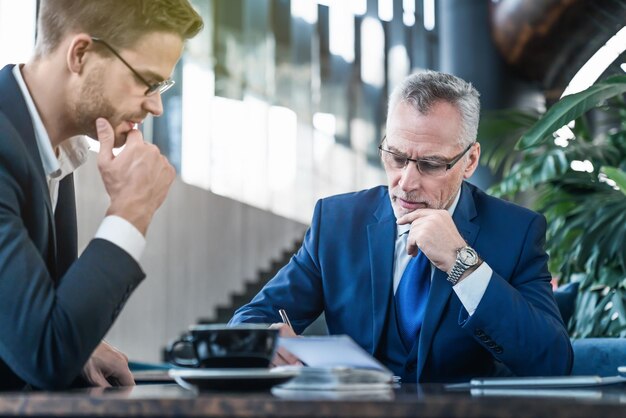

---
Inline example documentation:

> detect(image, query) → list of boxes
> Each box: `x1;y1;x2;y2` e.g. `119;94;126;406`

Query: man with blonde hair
0;0;202;389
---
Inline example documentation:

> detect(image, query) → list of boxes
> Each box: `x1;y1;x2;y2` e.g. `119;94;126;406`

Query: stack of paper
275;335;395;391
275;366;392;391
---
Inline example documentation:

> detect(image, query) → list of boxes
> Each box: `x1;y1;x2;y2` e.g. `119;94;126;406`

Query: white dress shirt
13;65;145;262
392;188;492;315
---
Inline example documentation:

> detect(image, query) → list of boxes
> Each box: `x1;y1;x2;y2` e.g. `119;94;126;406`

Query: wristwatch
447;246;480;286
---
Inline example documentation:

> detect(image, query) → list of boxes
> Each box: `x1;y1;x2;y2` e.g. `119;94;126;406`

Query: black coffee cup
166;324;278;368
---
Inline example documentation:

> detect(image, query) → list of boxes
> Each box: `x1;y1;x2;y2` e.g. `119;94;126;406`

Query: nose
398;161;421;192
143;92;164;117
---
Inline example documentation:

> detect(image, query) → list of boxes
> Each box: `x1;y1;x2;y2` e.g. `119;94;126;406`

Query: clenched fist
96;118;175;235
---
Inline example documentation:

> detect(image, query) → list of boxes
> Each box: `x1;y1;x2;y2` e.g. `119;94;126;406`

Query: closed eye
391;154;408;164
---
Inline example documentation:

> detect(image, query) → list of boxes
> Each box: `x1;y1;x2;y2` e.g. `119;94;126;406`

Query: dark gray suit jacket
0;64;145;390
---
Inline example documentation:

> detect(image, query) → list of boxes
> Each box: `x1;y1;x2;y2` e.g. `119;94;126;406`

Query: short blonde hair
35;0;203;57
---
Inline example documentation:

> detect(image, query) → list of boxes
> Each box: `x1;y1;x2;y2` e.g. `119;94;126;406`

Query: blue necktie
395;249;431;350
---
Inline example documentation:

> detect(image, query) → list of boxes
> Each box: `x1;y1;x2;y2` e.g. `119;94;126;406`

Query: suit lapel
416;182;480;379
0;66;50;192
452;183;480;248
367;191;396;354
0;64;58;277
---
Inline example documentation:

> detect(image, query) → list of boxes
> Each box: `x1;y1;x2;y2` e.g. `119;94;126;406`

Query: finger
396;209;432;225
277;347;301;365
122;128;144;148
101;342;135;386
272;350;290;366
406;235;418;255
85;367;112;388
271;349;288;367
280;326;297;337
269;322;298;337
162;160;176;186
396;211;421;225
97;378;113;388
271;356;287;367
110;365;135;386
96;118;115;164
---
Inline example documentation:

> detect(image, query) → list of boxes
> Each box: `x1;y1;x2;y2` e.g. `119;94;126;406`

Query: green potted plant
479;75;626;338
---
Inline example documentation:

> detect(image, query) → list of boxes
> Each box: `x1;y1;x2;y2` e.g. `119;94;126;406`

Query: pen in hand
278;309;294;332
274;309;303;366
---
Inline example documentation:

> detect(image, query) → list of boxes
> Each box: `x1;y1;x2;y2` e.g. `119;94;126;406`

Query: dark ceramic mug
166;324;278;368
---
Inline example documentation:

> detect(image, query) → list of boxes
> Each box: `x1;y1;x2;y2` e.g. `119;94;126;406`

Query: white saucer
169;368;300;391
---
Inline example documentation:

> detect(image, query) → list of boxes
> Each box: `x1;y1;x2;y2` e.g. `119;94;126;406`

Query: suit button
479;335;489;342
486;341;497;348
405;362;417;372
474;329;485;337
494;346;503;354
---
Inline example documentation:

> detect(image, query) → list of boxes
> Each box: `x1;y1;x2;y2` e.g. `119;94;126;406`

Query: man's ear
463;142;481;179
66;34;94;74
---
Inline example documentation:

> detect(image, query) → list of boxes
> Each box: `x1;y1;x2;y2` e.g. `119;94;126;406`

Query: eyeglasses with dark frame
378;136;475;177
90;37;175;96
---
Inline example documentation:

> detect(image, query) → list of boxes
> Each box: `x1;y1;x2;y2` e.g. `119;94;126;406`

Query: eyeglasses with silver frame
90;37;175;96
378;136;475;177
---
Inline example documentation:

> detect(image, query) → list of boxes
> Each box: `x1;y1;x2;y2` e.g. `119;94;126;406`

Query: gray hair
387;70;480;147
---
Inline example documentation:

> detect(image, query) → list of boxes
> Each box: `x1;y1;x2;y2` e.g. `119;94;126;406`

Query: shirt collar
396;187;462;237
12;65;89;180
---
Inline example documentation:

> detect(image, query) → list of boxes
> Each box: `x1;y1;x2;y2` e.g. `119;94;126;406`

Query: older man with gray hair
231;70;573;383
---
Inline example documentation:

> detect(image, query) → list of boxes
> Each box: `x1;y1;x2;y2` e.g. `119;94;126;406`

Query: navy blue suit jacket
231;183;573;382
0;65;145;390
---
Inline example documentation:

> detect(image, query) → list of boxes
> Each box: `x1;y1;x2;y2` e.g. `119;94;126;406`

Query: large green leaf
601;166;626;196
571;285;626;338
478;109;540;175
517;75;626;150
489;75;626;338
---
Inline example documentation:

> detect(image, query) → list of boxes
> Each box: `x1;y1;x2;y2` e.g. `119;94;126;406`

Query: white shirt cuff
452;262;493;316
94;215;145;263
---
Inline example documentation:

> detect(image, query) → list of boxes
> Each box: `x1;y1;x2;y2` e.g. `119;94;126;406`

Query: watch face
459;247;478;265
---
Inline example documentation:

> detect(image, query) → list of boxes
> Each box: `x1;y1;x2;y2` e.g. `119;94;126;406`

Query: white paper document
277;335;392;373
275;335;394;391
